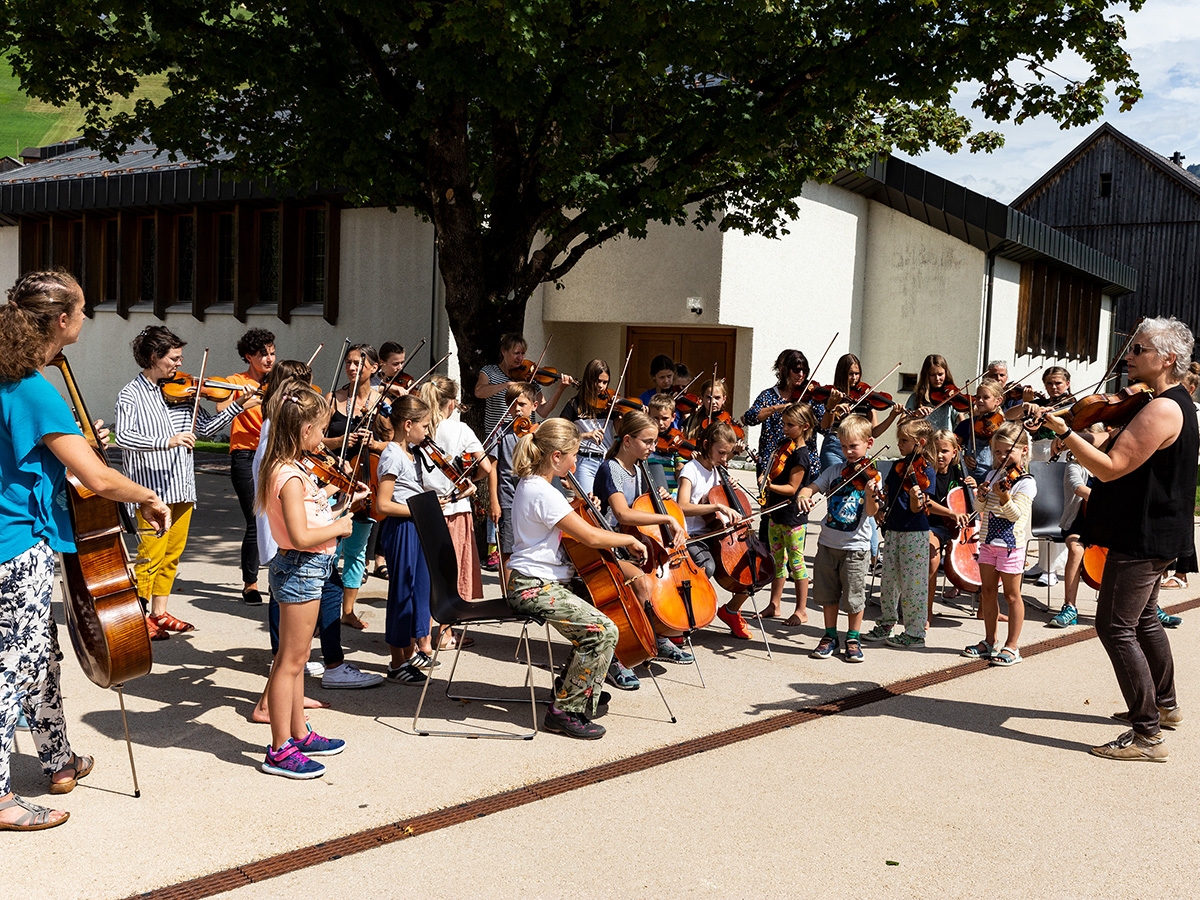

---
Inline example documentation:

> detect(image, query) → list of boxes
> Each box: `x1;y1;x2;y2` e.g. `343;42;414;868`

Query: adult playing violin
1035;317;1197;763
474;332;573;436
219;327;276;605
117;326;254;638
0;271;169;831
743;348;819;479
322;344;388;630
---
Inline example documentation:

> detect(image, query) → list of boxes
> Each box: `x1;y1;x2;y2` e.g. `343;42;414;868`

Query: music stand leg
114;684;141;798
641;665;677;724
745;588;773;659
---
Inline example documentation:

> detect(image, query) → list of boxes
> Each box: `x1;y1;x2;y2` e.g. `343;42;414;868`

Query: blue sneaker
810;634;839;660
606;659;641;690
261;739;325;779
655;637;695;665
1157;606;1182;628
844;638;864;663
294;727;345;757
1048;604;1078;628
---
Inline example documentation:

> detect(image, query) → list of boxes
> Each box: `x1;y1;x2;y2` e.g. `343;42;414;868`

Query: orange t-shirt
225;372;264;451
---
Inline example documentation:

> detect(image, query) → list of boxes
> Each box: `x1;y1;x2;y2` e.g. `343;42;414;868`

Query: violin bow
404;350;451;395
306;342;325;368
189;348;210;440
337;355;366;467
327;338;351;403
795;331;838;404
841;361;901;419
925;369;986;419
1097;317;1144;392
819;444;891;499
599;345;635;441
674;370;703;400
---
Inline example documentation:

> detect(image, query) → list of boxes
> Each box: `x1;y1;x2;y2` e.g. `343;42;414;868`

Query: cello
48;354;154;690
561;472;658;668
630;461;718;636
942;442;982;593
706;465;774;593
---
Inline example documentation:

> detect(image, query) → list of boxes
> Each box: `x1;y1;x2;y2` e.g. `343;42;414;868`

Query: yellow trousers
135;502;194;599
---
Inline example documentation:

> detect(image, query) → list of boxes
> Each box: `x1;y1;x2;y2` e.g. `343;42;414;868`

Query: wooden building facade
1014;123;1200;339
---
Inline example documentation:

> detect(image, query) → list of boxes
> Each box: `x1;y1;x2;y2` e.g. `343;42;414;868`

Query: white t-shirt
378;441;425;504
507;475;575;582
421;418;485;516
252;418;278;562
679;458;721;535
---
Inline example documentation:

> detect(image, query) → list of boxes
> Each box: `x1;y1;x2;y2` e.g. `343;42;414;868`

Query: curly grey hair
1136;317;1194;380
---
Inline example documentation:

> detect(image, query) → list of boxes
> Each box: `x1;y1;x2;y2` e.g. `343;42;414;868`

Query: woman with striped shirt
115;327;258;639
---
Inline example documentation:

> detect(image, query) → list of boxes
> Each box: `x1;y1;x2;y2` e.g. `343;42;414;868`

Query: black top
1084;383;1199;560
882;456;935;532
767;446;809;527
930;461;970;529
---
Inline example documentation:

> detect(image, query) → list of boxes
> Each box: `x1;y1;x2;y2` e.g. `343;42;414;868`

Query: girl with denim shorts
962;422;1036;667
257;385;367;779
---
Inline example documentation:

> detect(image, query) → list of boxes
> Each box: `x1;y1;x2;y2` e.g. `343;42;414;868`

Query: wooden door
625;326;737;403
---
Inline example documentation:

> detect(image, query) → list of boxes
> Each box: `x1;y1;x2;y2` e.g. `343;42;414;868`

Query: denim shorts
268;549;335;604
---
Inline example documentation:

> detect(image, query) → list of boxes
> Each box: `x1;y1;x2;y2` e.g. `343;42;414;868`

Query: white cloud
896;2;1200;202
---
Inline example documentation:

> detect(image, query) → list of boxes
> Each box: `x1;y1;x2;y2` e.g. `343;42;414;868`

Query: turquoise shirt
0;371;83;559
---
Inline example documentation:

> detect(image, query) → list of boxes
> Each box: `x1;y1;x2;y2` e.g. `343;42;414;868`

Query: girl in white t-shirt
256;385;368;779
418;377;493;650
506;418;647;740
677;420;753;640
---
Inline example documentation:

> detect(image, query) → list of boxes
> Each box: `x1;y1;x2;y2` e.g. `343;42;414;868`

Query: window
138;217;156;306
1015;262;1102;362
216;213;235;305
177;215;195;307
1099;172;1112;198
301;207;327;306
258;209;280;305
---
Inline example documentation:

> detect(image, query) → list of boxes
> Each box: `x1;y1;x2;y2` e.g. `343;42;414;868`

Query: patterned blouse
743;385;823;480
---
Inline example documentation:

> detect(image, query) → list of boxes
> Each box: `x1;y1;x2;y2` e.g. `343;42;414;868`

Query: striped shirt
115;374;243;505
480;364;512;436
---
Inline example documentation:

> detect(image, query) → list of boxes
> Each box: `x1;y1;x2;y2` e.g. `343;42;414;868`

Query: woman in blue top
0;271;169;831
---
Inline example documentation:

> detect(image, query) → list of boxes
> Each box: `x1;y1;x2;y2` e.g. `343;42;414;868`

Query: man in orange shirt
220;329;275;604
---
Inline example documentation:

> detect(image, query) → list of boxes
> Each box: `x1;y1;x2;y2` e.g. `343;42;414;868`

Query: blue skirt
380;517;431;647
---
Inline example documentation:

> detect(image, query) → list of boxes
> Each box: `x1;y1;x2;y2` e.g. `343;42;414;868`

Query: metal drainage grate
127;595;1200;900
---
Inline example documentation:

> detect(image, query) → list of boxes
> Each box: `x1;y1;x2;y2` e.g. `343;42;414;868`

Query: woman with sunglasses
743;348;822;482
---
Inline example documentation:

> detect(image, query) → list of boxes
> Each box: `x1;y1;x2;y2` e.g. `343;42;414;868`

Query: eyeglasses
789;366;806;374
1130;344;1155;356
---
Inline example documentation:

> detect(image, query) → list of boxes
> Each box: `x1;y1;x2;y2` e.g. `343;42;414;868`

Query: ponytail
512;418;580;478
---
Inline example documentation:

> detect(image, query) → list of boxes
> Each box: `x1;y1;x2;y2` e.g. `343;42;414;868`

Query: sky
895;0;1200;203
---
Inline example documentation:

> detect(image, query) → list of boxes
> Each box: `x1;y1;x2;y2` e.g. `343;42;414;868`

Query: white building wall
989;255;1116;397
0;227;17;296
35;207;442;428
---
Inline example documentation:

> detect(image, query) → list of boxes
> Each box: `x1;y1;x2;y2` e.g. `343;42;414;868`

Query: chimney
1170;151;1186;167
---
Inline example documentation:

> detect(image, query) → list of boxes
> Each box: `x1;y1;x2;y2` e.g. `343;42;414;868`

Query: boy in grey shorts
796;416;879;662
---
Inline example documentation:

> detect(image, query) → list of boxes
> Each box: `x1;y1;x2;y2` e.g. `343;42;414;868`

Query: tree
1;0;1142;397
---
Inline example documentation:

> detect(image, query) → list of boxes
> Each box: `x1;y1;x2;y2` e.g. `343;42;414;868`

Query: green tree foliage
1;0;1142;384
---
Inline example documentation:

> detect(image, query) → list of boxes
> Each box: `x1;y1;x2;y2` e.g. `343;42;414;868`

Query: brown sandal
49;753;94;795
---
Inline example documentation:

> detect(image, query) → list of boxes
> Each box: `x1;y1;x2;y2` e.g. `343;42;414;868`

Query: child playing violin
646;393;684;497
865;418;936;647
905;354;958;433
796;415;880;662
595;411;694;665
759;403;818;626
924;429;977;614
491;383;539;568
561;358;613;495
677;420;754;640
961;422;1036;666
505;419;649;740
954;378;1005;482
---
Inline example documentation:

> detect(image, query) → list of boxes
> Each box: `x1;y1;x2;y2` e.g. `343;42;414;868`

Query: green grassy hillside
0;56;170;158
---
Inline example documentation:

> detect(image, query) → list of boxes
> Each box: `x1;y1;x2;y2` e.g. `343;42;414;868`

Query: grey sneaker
886;632;925;648
1089;729;1168;762
1112;705;1183;731
321;662;385;689
863;623;893;643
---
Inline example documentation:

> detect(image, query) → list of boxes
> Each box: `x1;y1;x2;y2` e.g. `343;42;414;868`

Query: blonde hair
419;375;458;430
607;410;657;459
837;414;873;444
699;420;738;459
932;428;958;450
0;270;83;382
990;421;1030;462
975;378;1003;401
513;418;580;478
780;402;817;444
255;384;329;514
898;417;935;464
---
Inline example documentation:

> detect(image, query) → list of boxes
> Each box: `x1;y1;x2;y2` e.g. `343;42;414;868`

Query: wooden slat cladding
1016;262;1101;362
1015;128;1200;337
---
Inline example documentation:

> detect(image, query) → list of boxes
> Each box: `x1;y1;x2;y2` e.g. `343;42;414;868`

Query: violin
975;461;1023;501
688;408;746;443
301;449;361;496
972;410;1005;441
656;428;698;459
928;384;972;413
1004;383;1046;403
511;415;538;437
1058;383;1154;430
758;438;797;504
674;392;701;416
596;389;646;415
417;437;468;499
705;466;774;594
891;453;931;495
561;472;657;668
159;372;253;403
512;359;572;386
630;461;718;636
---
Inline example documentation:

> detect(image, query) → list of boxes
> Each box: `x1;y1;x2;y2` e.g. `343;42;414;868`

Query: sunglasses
790;366;806;374
1130;343;1155;356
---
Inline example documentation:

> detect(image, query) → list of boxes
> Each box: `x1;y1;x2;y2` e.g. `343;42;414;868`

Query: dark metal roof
832;154;1137;296
0;140;339;222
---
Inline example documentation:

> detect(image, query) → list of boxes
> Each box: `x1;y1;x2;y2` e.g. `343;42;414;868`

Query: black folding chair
408;490;554;739
1026;461;1068;611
